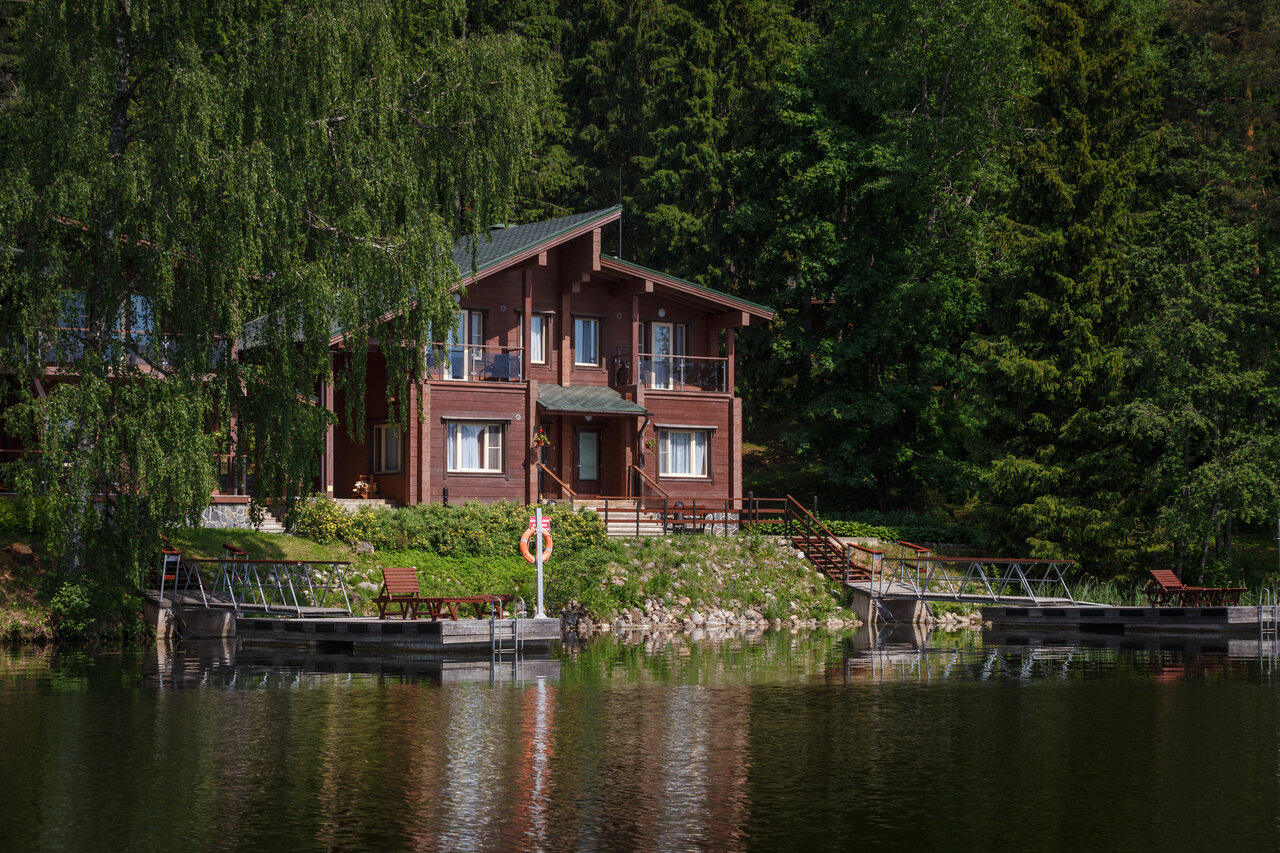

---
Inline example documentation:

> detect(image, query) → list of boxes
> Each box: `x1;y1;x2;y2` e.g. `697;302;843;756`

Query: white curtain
690;431;706;476
460;423;483;469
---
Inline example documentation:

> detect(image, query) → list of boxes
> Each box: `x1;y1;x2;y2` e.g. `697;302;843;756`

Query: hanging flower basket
532;427;551;449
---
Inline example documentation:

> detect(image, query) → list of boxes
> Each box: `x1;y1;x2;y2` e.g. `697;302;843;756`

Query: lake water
3;629;1280;852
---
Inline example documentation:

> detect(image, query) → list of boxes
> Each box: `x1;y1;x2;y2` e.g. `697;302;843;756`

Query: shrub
49;581;95;638
288;496;354;544
0;496;55;535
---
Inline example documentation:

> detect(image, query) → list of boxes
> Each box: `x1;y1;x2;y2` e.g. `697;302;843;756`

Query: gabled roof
241;205;777;348
455;207;621;280
599;256;774;320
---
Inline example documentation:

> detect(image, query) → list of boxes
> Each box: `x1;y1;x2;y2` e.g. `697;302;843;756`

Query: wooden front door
573;428;602;495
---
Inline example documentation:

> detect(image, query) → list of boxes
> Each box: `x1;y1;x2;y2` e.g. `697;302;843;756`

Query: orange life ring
520;527;554;564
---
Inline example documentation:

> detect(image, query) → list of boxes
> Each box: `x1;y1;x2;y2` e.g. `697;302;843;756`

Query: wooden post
521;269;533;382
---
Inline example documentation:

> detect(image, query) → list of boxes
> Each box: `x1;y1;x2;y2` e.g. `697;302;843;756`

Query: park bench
373;566;426;619
419;595;514;621
1145;569;1244;607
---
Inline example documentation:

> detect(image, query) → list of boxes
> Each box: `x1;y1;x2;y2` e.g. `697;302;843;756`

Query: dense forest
464;0;1280;579
2;0;1278;583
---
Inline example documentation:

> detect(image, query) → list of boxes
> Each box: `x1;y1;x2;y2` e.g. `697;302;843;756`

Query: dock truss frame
185;557;354;617
871;555;1087;606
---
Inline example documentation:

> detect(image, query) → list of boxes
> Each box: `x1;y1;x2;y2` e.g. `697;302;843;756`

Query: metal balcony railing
425;344;523;382
638;354;727;392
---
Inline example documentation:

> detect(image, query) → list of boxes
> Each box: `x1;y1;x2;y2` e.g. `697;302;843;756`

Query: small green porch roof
537;384;648;416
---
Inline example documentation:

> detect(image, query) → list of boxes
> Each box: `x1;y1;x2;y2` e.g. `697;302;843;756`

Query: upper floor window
446;310;484;380
530;314;549;364
518;313;550;365
373;424;401;473
574;317;600;366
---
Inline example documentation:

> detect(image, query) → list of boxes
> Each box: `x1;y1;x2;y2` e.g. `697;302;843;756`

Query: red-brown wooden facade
322;207;773;507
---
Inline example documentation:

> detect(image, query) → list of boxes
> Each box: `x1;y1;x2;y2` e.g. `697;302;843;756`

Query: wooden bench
1145;569;1244;607
419;595;514;621
222;542;249;561
373;566;425;619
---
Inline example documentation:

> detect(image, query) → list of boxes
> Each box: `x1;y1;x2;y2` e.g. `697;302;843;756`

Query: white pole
535;506;546;618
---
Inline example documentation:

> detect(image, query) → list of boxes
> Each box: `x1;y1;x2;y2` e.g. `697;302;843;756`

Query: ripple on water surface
2;632;1279;852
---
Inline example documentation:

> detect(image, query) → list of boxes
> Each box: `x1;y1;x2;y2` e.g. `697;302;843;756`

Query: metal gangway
151;549;353;617
853;542;1098;608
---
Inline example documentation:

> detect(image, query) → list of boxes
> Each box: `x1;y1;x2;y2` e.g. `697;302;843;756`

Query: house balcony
37;328;230;370
425;344;524;382
637;354;727;393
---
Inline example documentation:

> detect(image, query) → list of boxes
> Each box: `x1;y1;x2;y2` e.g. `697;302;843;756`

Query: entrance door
573;428;602;495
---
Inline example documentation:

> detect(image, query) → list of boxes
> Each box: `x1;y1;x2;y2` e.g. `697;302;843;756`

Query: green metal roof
455;206;621;278
537;384;648;416
601;256;774;317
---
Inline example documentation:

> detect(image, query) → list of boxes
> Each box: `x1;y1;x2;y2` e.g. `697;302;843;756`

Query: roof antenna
618;165;623;259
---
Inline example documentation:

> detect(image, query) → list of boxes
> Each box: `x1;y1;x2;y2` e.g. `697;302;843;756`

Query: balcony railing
425;344;523;382
37;328;230;369
638;354;727;393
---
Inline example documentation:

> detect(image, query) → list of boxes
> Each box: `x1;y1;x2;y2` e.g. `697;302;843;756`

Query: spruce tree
969;0;1160;566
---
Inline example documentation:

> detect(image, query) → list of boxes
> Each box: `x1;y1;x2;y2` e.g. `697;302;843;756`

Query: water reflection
4;631;1280;851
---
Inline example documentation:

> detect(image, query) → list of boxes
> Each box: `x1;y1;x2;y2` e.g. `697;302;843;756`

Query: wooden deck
237;615;562;652
982;604;1270;636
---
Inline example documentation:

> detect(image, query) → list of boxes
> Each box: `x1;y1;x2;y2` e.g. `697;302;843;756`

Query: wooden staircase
782;495;877;584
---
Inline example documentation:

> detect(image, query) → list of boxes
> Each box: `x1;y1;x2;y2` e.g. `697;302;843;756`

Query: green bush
0;496;55;535
818;512;974;545
288;496;354;544
49;581;95;638
294;496;608;558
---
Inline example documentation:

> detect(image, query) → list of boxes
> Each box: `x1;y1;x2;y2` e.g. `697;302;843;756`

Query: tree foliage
0;0;549;582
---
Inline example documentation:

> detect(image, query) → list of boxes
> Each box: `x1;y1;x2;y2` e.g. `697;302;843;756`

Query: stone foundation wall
201;503;253;529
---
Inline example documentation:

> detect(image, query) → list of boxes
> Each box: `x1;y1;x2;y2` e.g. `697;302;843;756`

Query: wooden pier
142;590;562;651
982;604;1266;636
237;614;563;653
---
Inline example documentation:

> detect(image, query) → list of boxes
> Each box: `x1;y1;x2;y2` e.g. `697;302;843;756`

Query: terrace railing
638;354;727;393
425;344;523;382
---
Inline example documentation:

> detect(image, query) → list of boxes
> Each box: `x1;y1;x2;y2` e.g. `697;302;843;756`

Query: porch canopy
537;384;648;416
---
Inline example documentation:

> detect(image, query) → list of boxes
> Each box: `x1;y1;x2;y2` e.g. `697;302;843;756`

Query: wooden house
321;206;773;508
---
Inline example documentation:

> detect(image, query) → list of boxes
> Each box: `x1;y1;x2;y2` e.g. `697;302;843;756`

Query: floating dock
142;590;562;651
236;614;563;653
982;604;1266;637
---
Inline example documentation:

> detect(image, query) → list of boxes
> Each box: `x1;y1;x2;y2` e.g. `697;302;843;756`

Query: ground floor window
658;429;708;478
447;421;505;473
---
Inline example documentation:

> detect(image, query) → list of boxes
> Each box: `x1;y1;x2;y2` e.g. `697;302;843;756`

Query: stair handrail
629;464;669;498
785;495;883;584
536;462;576;501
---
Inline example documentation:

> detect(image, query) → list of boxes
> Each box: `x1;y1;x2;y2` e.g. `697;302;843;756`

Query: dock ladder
1260;587;1279;674
491;607;524;656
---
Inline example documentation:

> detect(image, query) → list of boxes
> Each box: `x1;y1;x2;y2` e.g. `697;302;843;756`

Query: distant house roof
537;384;648;416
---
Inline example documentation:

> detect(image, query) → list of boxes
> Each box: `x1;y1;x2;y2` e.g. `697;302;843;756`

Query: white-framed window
658;429;709;478
446;421;505;473
373;424;401;473
574;317;601;366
